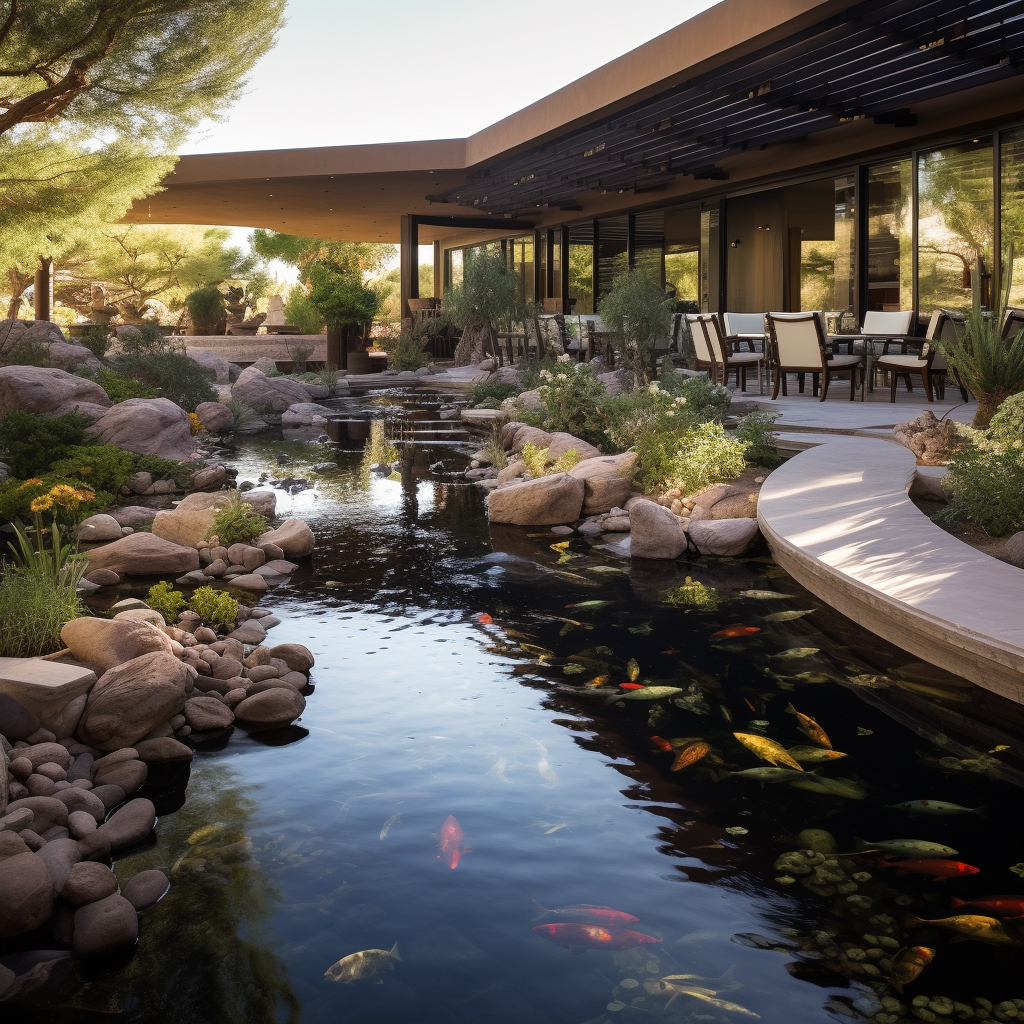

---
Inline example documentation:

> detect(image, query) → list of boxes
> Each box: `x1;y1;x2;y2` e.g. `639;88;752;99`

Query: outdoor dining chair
684;313;720;378
872;309;950;403
699;313;764;393
1002;305;1024;341
766;311;861;401
722;312;764;352
861;310;916;353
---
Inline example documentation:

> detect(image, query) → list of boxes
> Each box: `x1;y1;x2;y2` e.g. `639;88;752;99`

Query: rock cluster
893;410;967;465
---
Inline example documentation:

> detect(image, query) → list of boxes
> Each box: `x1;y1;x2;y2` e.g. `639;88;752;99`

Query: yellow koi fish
733;732;803;771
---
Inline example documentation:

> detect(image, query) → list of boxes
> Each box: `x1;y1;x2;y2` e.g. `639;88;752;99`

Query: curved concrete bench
757;438;1024;704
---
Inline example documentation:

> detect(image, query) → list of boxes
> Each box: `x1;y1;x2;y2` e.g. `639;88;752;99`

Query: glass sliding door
832;174;857;313
664;206;700;310
700;204;720;312
567;222;594;314
1001;127;1024;307
866;160;912;312
597;215;628;299
634;210;665;285
509;235;534;305
549;229;562;302
917;139;994;311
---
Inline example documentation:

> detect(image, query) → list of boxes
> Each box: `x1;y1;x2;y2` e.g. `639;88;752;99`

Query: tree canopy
251;230;395;283
0;0;286;143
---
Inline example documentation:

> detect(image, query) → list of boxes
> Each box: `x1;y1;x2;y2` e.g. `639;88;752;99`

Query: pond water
24;389;1024;1024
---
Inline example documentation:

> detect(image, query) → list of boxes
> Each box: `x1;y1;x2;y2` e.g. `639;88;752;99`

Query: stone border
756;438;1024;704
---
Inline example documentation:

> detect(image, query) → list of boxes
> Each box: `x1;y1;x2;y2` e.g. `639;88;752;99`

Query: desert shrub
0;522;84;657
472;380;521;407
284;289;325;334
479;425;509;471
79;326;111;360
939;439;1024;537
521;442;582;479
988;392;1024;445
135;454;193;489
189;585;239;627
209;492;268;546
633;420;748;494
117;321;176;356
147;581;187;624
534;358;607;447
110;351;216;411
317;366;339;390
377;325;429;371
1;339;50;367
185;286;226;335
602;381;701;454
736;411;782;468
45;445;190;495
658;373;733;420
96;368;159;403
0;410;91;478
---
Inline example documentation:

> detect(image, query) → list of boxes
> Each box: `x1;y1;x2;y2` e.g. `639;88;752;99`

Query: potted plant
308;267;382;373
440;251;526;366
598;268;675;384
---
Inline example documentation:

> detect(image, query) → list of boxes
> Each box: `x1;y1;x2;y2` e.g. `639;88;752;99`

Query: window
1001;127;1024;306
597;215;628;299
568;222;594;314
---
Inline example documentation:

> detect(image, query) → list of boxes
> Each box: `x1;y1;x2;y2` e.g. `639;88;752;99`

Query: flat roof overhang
126;0;1024;241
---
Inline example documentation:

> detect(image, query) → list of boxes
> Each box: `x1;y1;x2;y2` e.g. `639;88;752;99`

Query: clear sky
181;0;720;155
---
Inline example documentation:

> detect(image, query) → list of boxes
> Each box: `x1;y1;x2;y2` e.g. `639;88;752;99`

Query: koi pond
23;389;1024;1024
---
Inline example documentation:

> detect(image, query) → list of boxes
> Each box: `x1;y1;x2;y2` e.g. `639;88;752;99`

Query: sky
181;0;720;155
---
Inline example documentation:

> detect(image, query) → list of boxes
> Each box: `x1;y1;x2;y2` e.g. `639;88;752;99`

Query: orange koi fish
650;736;674;753
439;815;466;870
619;682;645;690
711;626;761;639
533;923;661;949
672;742;711;771
477;613;493;624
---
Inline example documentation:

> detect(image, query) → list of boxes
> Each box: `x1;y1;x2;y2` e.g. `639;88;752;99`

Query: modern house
129;0;1024;325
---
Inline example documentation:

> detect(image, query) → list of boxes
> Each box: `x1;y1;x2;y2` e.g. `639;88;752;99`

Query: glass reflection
700;204;720;312
597;215;628;299
1001;127;1024;305
567;221;594;314
867;160;913;311
918;139;994;310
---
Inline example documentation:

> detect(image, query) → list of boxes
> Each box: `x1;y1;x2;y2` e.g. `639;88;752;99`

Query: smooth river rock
0;365;111;418
122;869;170;911
61;617;172;675
487;473;585;526
688;517;761;557
0;851;54;939
234;688;305;727
628;498;688;561
61;861;119;906
87;397;196;461
95;798;156;852
256;518;315;558
72;893;139;956
83;532;200;576
568;451;636;514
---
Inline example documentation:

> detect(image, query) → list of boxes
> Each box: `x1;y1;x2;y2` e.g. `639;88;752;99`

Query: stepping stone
0;659;96;732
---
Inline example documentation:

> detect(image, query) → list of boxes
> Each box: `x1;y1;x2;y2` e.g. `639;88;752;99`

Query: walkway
756;438;1024;704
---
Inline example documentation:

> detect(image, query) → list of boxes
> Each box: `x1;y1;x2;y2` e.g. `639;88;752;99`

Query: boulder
54;788;105;822
545;431;603;462
151;507;216;548
281;402;334;426
0;365;111;418
107;506;158;529
487;473;584;526
122;869;169;911
629;498;688;561
61;861;119;906
46;342;103;373
709;493;757;520
189;350;232;383
195;401;234;434
94;798;156;852
0;317;65;352
496;459;526;485
235;688;306;727
257;518;314;558
77;653;191;751
0;660;96;732
267;643;314;673
87;397;196;461
568;452;637;514
15;743;73;771
231;366;313;413
72;893;139;955
0;852;53;938
35;837;81;895
176;489;276;518
61;618;172;675
4;797;67;834
113;608;166;630
0;693;39;742
226;573;268;593
250;356;278;375
688;518;761;557
133;737;193;763
190;464;228;492
510;425;554;452
93;759;147;795
1006;531;1024;569
83;532;200;576
183;695;234;732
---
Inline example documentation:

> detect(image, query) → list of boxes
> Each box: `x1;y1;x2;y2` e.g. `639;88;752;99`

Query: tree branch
0;1;19;52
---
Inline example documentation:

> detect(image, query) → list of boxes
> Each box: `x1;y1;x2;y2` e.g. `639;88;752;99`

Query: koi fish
645;980;759;1017
661;647;679;654
711;626;761;639
324;942;400;983
616;686;683;701
627;658;640;681
740;590;793;600
889;800;987;817
727;766;807;782
619;682;645;690
772;648;820;660
950;895;1024;917
888;946;935;992
787;746;847;762
585;675;611;688
733;732;803;771
855;838;958;859
789;776;866;799
672;743;711;770
876;859;979;879
762;610;815;622
532;923;660;949
438;815;466;869
530;900;640;926
519;643;554;658
566;600;613;610
785;703;832;749
379;814;401;840
650;736;674;752
905;914;1021;945
476;613;493;624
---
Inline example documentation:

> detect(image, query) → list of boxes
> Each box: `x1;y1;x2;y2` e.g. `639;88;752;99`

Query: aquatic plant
189;585;239;627
657;576;722;610
227;397;261;431
147;580;187;624
209;492;268;547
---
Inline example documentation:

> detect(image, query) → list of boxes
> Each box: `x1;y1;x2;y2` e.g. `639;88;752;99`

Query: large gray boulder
569;452;636;514
151;507;216;547
61;618;173;675
0;318;65;356
189;350;232;383
0;365;111;418
231;366;313;413
629;498;688;560
83;532;200;576
195;401;234;434
487;473;584;526
688;518;760;557
176;489;276;518
78;654;191;751
87;398;196;461
257;517;314;557
281;402;334;426
45;342;103;373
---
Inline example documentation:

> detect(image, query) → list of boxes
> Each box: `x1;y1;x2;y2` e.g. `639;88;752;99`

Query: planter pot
346;349;371;375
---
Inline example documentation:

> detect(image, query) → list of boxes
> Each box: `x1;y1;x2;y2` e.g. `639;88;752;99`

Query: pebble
122;869;170;911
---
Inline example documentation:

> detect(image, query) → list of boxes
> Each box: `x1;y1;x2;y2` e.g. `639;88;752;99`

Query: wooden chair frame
766;312;861;402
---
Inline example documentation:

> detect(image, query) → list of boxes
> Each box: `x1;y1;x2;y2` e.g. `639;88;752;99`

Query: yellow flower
189;412;202;435
49;484;77;498
18;478;43;490
30;495;53;512
74;489;95;502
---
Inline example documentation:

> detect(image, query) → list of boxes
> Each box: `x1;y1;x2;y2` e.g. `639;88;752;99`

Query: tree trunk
452;319;493;366
6;269;31;319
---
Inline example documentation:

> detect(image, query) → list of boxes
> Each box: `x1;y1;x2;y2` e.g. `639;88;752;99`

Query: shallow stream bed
24;389;1024;1024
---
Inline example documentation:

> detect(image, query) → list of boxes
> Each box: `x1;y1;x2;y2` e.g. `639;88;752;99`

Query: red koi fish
650;736;674;753
950;895;1024;918
619;682;645;690
711;626;761;639
876;858;980;879
439;815;465;870
530;900;640;926
533;923;661;949
477;613;493;624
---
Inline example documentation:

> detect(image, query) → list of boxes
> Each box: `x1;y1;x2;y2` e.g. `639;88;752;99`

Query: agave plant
935;249;1024;427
